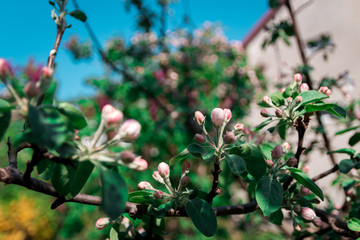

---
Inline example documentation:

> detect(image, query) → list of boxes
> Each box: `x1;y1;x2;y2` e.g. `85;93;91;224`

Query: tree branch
311;164;339;182
206;159;223;203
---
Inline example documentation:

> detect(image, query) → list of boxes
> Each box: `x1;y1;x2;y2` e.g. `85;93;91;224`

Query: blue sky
0;0;268;100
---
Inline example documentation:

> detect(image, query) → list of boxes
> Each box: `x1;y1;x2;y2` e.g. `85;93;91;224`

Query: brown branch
206;160;223;203
285;0;337;168
311;164;339;182
23;146;42;187
7;137;17;168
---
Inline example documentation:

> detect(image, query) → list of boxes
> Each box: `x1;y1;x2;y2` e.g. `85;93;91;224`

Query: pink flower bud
41;67;54;79
301;207;316;221
313;217;322;227
234;123;244;131
271;145;283;159
194;111;205;125
224;131;236;144
180;176;190;186
275;110;283;118
266;159;274;168
24;81;40;98
295;96;303;102
181;160;191;173
102;104;123;127
262;95;272;105
158;162;170;178
300;83;309;92
0;58;12;80
152;171;164;183
282;142;290;152
120;151;136;163
281;88;286;93
260;109;270;117
133;157;148;171
95;218;110;230
223;108;232;122
300;187;310;196
138;181;155;190
119;119;141;142
211;108;225;127
287;157;298;167
294;73;302;84
303;165;310;172
194;133;206;143
319;86;331;96
153;190;164;199
287;97;293;102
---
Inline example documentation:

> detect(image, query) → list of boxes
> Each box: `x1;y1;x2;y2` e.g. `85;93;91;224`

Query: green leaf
282;82;297;98
109;226;119;240
269;0;281;8
270;92;285;107
185;198;217;237
328;148;356;157
253;118;274;132
229;144;266;181
0;99;13;113
187;143;206;158
128;190;154;204
269;209;284;225
341;179;356;191
326;106;346;118
224;153;247;176
202;148;215;162
69;10;87;22
101;168;128;220
348;218;360;232
336;126;360;135
0;111;11;141
57;102;87;130
51;163;76;196
287;168;324;200
349;132;360;146
277;119;288;140
68;160;94;197
169;147;189;168
305;103;336;113
255;176;283;216
299;90;328;106
37;158;55;180
338;159;356;174
25;106;69;149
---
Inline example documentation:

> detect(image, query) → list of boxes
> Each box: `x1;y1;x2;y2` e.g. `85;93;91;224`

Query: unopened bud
158;162;170;178
120;151;136;163
234;123;244;131
301;207;316;221
41;67;54;79
181;160;191;173
24;81;40;98
281;88;286;93
153;190;164;199
293;205;302;214
287;97;293;102
313;217;322;227
295;96;303;102
95;218;110;230
194;111;205;125
275;110;283;118
282;142;290;152
152;171;165;184
138;181;155;191
300;187;310;196
0;58;12;80
271;145;283;159
180;176;190;186
119;119;141;142
287;157;298;167
194;133;206;143
262;95;272;105
133;157;148;171
303;165;310;172
300;83;309;92
211;108;225;127
224;131;236;144
294;73;302;84
325;89;332;96
319;86;331;96
266;159;274;168
223;108;232;122
260;109;270;117
102;104;123;127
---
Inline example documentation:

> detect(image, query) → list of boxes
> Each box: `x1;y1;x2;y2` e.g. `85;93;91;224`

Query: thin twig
206;157;223;203
311;164;339;182
7;137;17;169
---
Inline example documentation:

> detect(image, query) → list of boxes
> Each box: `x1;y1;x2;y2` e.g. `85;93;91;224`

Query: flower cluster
77;104;147;171
137;161;191;205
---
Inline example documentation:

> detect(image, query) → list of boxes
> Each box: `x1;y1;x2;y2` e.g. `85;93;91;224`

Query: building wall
244;0;360;205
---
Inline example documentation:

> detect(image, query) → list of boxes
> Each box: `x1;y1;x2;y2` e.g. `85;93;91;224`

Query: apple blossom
119;119;141;142
211;108;225;127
